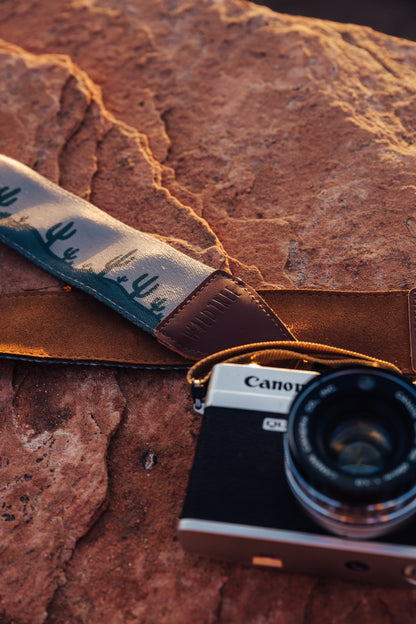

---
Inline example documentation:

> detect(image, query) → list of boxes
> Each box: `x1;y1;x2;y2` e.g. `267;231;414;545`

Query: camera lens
319;391;405;482
328;419;392;476
283;367;416;539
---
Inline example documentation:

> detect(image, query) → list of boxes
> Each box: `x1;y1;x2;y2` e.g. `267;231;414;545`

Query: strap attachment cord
186;340;402;397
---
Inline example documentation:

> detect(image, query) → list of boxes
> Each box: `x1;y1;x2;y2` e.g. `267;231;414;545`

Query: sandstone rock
3;0;416;290
1;1;416;623
0;362;125;624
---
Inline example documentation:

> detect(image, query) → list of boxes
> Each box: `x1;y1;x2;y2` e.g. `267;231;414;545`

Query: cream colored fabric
0;155;214;333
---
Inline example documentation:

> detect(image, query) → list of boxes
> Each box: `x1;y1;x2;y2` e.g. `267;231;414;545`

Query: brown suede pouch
0;287;413;374
260;289;412;375
0;291;187;367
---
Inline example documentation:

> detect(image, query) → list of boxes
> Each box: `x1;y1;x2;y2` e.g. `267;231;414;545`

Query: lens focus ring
284;367;416;539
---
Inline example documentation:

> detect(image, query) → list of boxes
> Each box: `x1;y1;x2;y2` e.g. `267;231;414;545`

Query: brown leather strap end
154;270;295;360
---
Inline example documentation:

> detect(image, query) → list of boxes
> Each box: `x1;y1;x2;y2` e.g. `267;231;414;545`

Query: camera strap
0;155;294;361
1;155;415;376
186;340;403;402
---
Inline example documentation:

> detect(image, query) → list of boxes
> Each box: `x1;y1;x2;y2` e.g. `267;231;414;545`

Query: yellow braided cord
187;341;401;390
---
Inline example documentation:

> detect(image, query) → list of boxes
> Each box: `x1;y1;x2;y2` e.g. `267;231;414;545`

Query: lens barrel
284;367;416;539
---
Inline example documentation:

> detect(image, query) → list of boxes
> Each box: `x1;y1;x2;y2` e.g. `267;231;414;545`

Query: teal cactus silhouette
62;247;79;264
150;297;167;314
45;221;76;248
0;186;21;207
130;274;159;299
98;249;138;276
116;275;128;284
0;211;11;219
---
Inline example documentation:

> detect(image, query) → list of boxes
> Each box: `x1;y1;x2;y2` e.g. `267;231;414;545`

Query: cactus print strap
0;155;214;334
0;155;293;361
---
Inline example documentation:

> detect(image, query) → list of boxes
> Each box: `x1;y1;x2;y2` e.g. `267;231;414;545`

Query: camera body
178;363;416;587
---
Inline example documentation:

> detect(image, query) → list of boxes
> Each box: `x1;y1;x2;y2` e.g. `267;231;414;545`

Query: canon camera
178;362;416;586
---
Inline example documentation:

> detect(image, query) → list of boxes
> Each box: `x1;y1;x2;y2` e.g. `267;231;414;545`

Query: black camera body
178;363;416;587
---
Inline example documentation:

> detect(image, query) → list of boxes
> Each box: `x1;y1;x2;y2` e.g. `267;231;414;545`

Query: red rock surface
1;1;416;622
